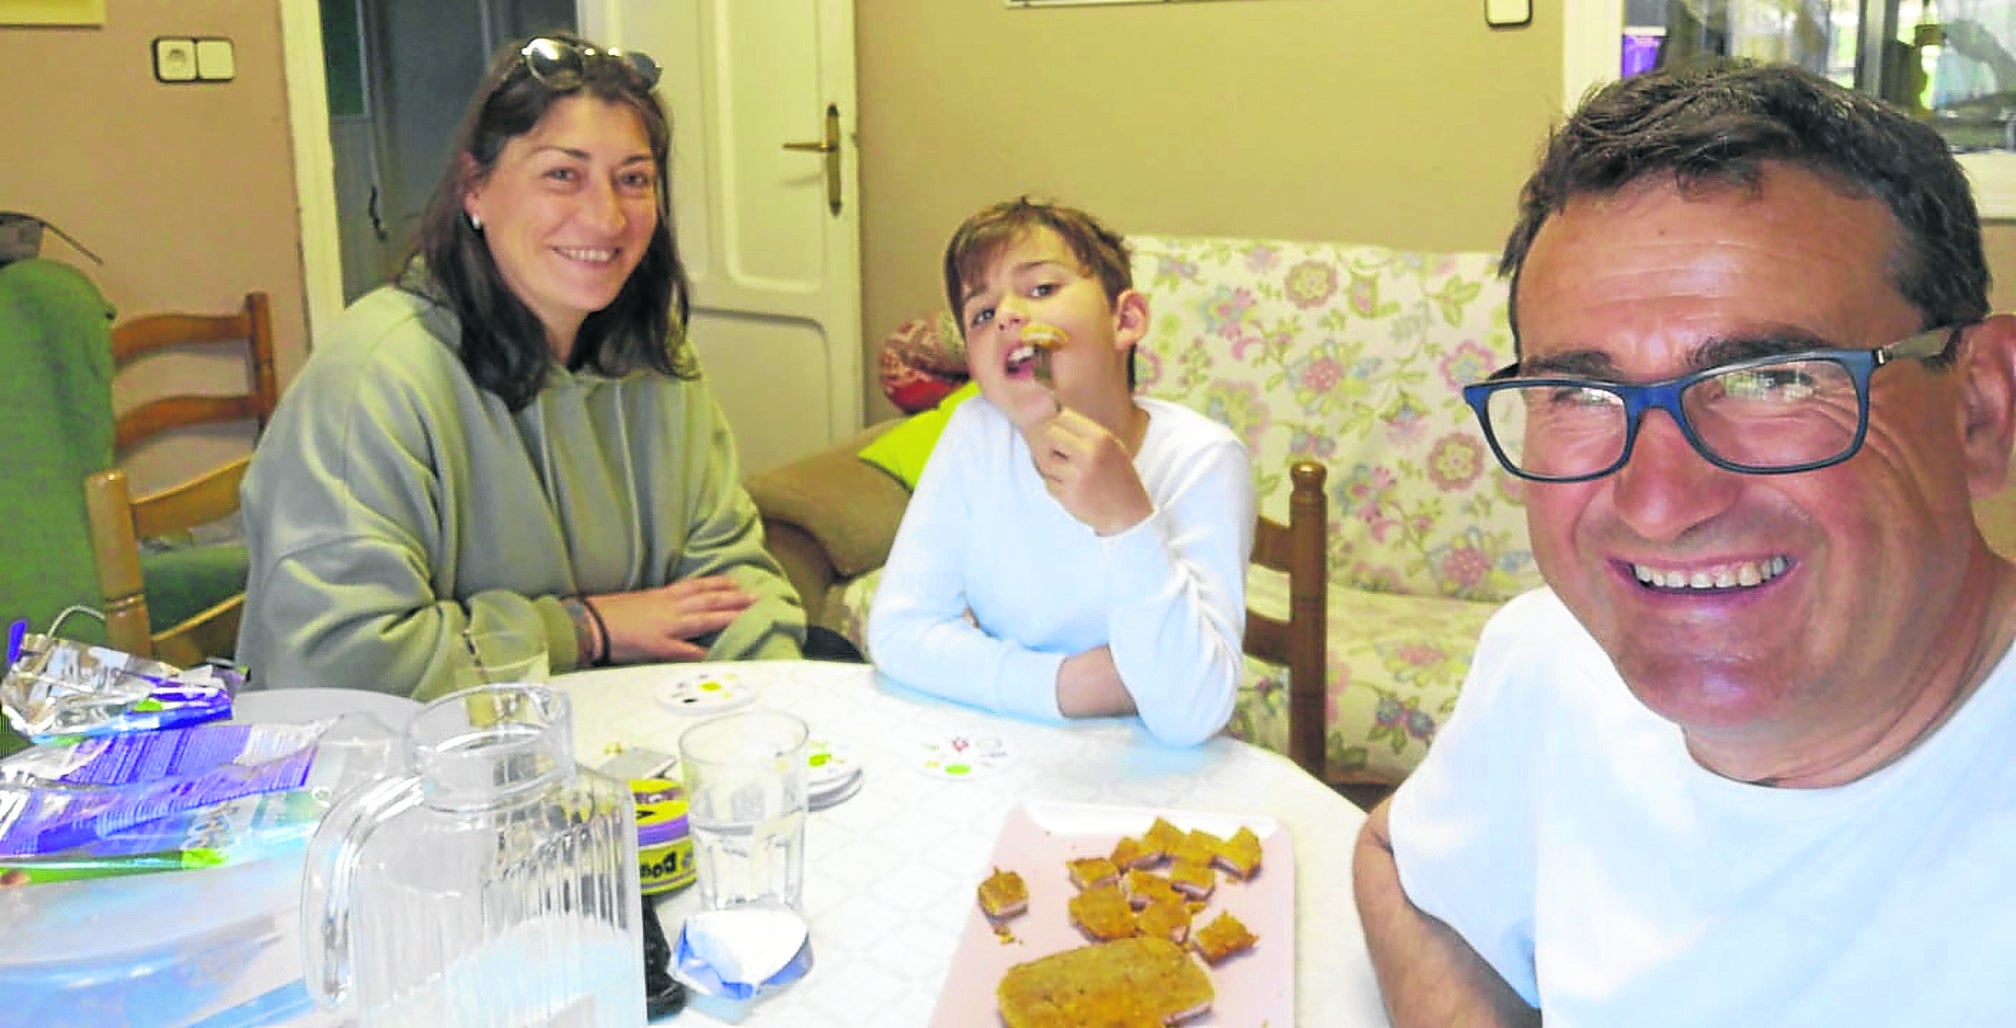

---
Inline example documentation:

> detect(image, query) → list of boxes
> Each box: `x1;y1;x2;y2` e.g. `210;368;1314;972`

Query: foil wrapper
1;634;237;743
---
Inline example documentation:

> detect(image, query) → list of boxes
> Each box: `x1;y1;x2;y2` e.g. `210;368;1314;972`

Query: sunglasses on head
519;37;661;90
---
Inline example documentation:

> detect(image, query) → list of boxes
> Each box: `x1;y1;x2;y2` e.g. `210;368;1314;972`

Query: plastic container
0;691;416;1026
634;776;696;896
0;850;310;1025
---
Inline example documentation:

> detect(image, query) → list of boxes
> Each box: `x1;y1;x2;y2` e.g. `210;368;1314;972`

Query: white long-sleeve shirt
867;396;1253;746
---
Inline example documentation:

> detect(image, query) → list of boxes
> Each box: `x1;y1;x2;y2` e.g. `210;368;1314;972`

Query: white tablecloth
552;660;1388;1027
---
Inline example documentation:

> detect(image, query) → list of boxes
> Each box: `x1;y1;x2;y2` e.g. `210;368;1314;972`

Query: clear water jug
303;683;645;1025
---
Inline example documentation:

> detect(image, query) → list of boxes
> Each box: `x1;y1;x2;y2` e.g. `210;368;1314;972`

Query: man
1353;59;2016;1026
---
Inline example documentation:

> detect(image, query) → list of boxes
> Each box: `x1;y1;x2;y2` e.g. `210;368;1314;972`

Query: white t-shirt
1389;588;2016;1027
867;396;1253;746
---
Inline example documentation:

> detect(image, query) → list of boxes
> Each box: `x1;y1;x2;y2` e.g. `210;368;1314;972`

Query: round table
551;660;1387;1027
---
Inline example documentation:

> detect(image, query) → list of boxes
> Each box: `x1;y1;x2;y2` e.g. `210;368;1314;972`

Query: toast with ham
1067;856;1121;891
978;867;1029;921
1191;911;1259;965
1068;883;1138;942
1022;323;1067;389
997;936;1214;1028
1211;826;1264;880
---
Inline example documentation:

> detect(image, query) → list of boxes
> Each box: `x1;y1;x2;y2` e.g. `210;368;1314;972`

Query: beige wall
10;3;2016;479
1986;223;2016;313
1;1;307;494
854;0;1565;420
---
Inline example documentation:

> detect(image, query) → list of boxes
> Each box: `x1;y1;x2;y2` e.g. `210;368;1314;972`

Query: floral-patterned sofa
746;236;1542;787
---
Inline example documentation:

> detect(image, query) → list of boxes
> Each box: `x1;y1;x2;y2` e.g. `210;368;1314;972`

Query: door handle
781;103;843;216
367;184;388;242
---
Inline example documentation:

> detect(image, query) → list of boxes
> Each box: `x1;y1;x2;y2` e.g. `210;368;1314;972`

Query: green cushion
139;543;249;631
856;381;979;490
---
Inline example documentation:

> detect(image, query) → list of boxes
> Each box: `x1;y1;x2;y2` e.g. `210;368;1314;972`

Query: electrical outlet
153;37;197;82
1485;0;1532;28
195;38;235;81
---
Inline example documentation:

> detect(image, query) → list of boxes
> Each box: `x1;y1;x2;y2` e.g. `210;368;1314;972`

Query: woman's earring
468;212;483;231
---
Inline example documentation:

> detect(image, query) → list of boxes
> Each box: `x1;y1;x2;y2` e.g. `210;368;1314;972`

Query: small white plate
912;732;1015;780
805;738;858;790
654;667;759;715
808;767;864;811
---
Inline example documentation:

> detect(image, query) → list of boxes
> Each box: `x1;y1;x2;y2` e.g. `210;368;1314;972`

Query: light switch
195;38;235;81
153;37;197;82
1486;0;1532;27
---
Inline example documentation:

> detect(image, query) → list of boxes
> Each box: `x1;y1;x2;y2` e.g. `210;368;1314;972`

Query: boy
866;198;1254;746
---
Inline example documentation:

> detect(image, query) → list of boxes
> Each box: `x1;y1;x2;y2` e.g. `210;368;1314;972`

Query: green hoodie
237;285;803;699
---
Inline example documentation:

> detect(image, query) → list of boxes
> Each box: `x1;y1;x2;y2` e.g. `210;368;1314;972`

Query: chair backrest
0;258;116;645
82;456;251;668
1246;459;1329;782
109;291;278;451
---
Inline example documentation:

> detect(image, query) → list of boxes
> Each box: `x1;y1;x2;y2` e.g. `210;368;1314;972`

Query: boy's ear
1111;288;1150;352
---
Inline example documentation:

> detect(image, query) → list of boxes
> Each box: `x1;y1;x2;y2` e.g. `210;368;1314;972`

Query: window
1565;0;2016;216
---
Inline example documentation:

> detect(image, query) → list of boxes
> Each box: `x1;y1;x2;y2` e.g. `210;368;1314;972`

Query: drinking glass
449;628;549;693
677;710;809;912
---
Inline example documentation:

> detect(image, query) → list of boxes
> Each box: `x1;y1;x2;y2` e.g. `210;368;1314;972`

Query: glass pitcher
302;683;644;1026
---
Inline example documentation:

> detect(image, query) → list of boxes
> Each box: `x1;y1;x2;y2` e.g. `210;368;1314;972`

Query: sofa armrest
746;421;912;621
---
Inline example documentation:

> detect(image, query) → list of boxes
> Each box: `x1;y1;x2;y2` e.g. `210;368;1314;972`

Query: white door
582;0;864;475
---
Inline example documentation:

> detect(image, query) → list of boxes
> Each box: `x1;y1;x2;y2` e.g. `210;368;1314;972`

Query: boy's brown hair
941;196;1133;332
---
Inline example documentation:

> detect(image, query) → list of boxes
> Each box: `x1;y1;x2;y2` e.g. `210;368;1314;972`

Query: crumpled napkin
671;906;814;1001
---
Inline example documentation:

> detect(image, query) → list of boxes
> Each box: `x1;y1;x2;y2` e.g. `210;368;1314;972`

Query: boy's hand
1055;645;1137;718
1033;409;1153;536
590;576;757;663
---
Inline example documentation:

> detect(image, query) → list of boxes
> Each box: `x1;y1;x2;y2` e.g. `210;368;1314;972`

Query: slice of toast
1022;323;1067;389
1140;817;1185;862
1135;895;1193;945
1066;855;1121;891
997;936;1213;1028
978;867;1029;922
1123;868;1184;910
1109;834;1153;871
1211;826;1264;881
1170;828;1222;869
1167;859;1216;901
1068;883;1139;942
1192;911;1259;966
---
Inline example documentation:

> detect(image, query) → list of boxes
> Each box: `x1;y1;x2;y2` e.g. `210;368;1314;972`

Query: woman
237;33;805;698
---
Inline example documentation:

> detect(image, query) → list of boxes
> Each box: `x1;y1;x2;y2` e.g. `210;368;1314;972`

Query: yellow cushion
856;382;979;490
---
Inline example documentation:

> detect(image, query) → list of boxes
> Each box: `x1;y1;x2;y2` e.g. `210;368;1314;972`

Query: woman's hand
589;576;757;663
1032;410;1153;536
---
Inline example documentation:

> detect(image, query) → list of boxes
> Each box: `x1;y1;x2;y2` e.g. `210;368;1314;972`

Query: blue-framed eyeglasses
1461;326;1963;483
520;37;661;90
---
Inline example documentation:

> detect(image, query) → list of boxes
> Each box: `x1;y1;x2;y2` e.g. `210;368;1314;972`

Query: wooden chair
84;458;251;667
82;291;276;665
109;291;278;450
1246;460;1331;785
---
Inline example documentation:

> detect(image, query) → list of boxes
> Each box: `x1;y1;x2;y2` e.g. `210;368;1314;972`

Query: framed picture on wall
0;0;105;26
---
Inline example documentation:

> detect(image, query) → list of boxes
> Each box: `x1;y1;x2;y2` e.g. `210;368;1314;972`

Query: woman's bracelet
578;595;614;667
559;595;610;667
